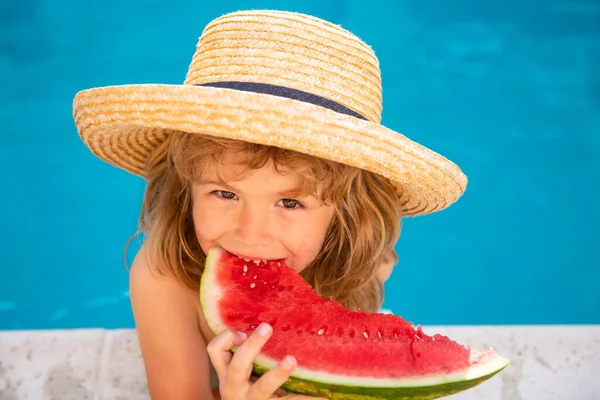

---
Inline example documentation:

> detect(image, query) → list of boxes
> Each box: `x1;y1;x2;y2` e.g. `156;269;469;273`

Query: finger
206;329;247;377
226;322;273;388
247;354;298;399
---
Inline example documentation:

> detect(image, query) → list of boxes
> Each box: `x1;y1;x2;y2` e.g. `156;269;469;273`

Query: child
72;9;467;400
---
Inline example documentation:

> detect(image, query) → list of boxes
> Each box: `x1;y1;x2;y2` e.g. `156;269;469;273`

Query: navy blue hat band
196;81;368;121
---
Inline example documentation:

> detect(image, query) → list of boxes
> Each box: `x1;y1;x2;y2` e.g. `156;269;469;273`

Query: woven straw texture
72;10;467;217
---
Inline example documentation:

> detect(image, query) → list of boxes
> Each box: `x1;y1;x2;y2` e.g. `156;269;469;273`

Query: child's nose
232;205;273;246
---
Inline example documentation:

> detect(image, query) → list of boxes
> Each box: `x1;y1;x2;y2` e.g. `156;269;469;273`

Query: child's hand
207;323;327;399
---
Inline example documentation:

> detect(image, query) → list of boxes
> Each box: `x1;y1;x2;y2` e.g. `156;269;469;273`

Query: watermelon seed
253;275;257;280
250;283;256;288
244;258;250;262
243;265;248;273
363;332;369;339
277;262;281;266
263;281;267;285
378;331;382;339
253;260;261;265
317;329;325;336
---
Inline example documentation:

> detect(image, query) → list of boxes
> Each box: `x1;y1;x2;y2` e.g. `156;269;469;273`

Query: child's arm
129;245;215;400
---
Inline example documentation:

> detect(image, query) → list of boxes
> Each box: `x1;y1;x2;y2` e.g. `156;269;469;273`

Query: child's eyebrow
197;179;311;198
197;179;236;191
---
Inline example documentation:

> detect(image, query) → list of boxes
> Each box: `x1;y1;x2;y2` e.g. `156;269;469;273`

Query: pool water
1;0;599;329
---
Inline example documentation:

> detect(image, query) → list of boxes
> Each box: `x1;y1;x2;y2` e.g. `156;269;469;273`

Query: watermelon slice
200;248;510;399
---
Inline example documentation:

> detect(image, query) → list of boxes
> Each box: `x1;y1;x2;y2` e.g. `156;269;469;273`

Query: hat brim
73;84;467;217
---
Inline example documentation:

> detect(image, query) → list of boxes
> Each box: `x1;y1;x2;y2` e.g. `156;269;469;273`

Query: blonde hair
129;132;403;312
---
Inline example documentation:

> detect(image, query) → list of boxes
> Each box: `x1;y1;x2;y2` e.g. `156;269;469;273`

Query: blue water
1;0;599;330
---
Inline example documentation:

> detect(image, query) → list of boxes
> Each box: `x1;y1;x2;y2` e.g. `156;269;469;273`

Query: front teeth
236;255;269;264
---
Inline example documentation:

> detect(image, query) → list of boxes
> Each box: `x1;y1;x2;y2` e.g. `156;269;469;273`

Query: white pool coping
0;325;598;399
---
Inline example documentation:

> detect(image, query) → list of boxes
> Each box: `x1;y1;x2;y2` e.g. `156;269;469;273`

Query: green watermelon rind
249;350;510;389
200;248;511;399
253;361;508;400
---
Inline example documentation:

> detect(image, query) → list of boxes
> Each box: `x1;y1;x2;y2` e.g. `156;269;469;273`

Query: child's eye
279;198;304;209
213;190;237;200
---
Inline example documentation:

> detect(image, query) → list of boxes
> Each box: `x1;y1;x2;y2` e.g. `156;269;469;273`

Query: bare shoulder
129;244;199;308
129;244;214;399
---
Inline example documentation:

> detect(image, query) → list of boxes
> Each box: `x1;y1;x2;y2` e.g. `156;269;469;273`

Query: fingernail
281;355;295;370
237;331;247;340
257;323;271;336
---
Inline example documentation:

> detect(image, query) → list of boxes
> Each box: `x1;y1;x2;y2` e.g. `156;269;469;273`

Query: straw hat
72;10;467;217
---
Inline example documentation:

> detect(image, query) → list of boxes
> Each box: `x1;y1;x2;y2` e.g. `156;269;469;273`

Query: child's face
192;150;335;273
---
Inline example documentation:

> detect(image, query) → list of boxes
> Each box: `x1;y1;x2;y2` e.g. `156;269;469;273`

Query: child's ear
376;251;398;284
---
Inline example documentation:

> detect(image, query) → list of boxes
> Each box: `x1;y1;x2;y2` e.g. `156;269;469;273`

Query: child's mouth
220;247;287;265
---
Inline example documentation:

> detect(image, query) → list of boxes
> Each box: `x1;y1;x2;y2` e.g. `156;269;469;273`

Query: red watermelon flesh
201;248;509;398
